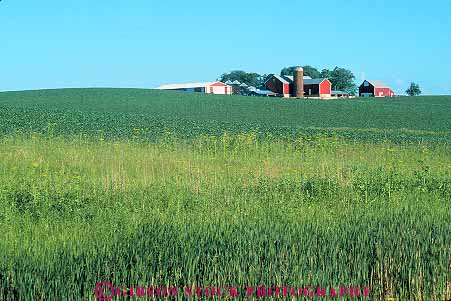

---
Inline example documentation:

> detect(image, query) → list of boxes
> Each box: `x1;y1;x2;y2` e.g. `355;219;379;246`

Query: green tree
256;74;269;89
280;65;320;78
321;67;357;95
406;82;421;96
302;65;321;78
280;66;297;77
218;71;260;87
320;69;332;79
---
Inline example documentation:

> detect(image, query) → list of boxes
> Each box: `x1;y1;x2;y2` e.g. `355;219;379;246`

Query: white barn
156;82;232;95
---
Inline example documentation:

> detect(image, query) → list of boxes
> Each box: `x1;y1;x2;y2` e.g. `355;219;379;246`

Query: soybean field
0;88;450;143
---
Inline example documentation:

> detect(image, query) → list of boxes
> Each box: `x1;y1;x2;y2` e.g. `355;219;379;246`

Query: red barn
265;74;332;98
264;75;292;97
359;80;395;97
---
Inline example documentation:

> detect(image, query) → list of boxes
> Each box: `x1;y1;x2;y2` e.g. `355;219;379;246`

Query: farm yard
0;88;450;300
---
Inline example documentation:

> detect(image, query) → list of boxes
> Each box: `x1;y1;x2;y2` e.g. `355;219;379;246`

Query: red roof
210;82;228;87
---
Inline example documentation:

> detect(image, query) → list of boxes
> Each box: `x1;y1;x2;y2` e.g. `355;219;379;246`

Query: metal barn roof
267;75;314;85
304;78;327;85
156;82;218;90
272;75;290;84
283;75;312;82
280;77;327;85
365;80;389;88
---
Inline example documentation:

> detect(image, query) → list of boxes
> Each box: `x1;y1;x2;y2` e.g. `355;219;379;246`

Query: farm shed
156;82;232;95
265;72;332;98
359;80;395;97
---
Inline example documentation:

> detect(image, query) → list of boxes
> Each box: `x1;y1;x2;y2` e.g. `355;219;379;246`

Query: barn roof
283;75;312;82
304;78;328;85
280;76;328;85
156;82;220;89
272;75;290;84
266;74;313;85
365;80;389;88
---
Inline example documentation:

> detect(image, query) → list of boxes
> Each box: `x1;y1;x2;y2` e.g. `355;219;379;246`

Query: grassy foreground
0;133;450;300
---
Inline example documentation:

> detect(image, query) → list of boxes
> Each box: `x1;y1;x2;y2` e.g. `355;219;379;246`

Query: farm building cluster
156;67;395;98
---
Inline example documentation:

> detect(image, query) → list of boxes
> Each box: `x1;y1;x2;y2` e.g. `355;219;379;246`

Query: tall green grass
0;133;450;300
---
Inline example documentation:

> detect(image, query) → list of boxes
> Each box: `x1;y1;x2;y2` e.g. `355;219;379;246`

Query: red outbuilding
359;80;395;97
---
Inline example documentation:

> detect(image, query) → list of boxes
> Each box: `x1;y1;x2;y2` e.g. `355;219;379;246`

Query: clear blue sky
1;0;450;95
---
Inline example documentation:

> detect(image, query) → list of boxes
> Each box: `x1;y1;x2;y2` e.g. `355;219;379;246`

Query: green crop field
1;88;450;143
0;89;450;300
